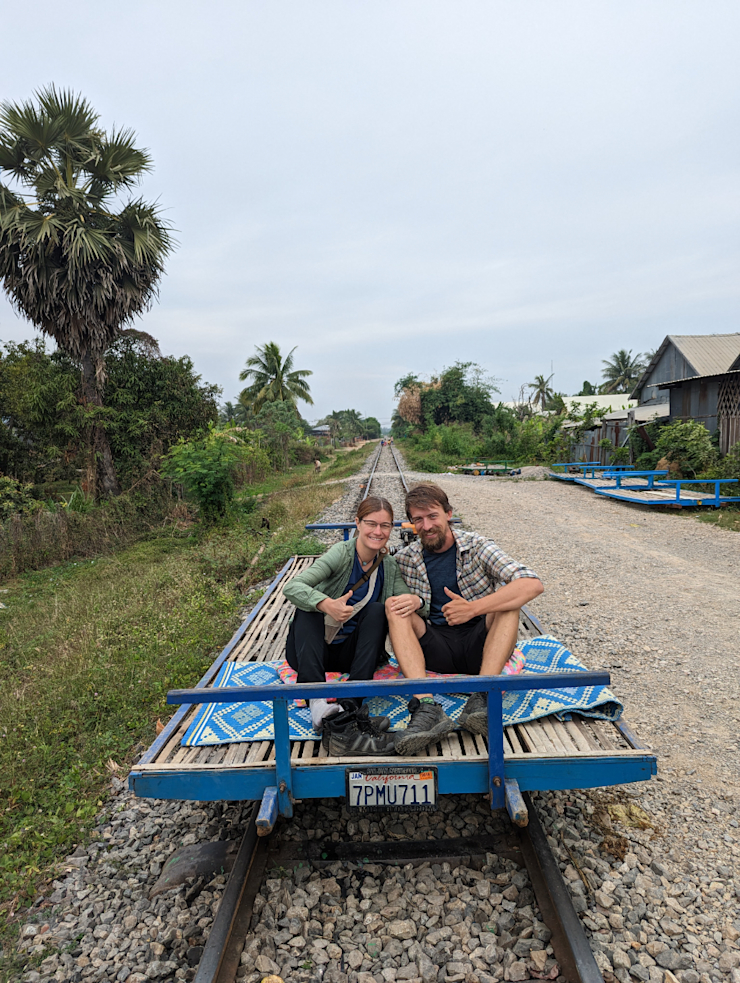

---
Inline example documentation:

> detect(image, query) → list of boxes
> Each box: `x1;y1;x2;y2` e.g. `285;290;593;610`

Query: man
386;483;543;755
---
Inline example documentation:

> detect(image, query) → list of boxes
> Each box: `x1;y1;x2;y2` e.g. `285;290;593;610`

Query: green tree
361;416;381;439
0;334;219;488
601;349;645;394
219;400;252;426
578;380;598;396
419;362;499;431
254;401;305;470
0;86;173;496
528;373;554;411
238;341;313;413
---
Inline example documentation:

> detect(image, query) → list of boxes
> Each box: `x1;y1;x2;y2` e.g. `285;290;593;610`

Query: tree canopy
394;362;499;434
601;349;645;393
317;409;380;441
528;373;554;411
0;333;219;487
239;341;313;413
0;86;174;495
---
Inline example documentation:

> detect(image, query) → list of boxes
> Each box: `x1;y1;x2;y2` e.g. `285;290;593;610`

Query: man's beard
418;525;448;551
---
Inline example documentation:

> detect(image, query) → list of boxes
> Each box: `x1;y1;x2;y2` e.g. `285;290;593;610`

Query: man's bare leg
386;606;456;753
385;606;430;697
459;609;521;736
479;609;521;676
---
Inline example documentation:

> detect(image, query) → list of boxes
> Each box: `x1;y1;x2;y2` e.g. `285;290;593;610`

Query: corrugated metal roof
658;368;740;388
669;333;740;377
631;333;740;397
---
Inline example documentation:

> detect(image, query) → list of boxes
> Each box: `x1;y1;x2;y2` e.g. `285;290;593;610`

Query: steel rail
389;442;410;493
192;802;268;983
361;441;384;500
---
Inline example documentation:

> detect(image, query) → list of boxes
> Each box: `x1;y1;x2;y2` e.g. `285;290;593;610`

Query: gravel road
14;453;740;983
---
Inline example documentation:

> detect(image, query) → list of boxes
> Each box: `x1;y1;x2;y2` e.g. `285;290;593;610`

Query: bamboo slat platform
130;557;656;802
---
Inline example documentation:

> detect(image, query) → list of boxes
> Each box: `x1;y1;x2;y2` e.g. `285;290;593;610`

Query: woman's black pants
285;603;387;706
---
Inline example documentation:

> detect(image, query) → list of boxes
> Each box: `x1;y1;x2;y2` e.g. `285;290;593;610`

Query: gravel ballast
14;454;740;983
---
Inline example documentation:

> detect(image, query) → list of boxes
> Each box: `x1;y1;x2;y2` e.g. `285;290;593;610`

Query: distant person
314;458;321;475
386;482;544;754
282;496;413;755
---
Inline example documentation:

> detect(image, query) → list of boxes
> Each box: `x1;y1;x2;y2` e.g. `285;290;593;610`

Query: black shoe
355;704;391;734
330;704;390;735
321;718;397;756
458;691;488;736
395;698;455;756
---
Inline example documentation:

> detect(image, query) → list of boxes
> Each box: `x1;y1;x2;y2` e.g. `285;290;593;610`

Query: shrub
654;420;717;477
0;475;43;520
162;428;269;520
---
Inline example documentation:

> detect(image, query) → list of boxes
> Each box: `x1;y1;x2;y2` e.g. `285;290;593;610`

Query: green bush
162;427;269;520
0;475;43;521
654;420;717;476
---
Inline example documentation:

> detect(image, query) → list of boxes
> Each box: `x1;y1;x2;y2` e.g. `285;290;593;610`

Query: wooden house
630;334;740;453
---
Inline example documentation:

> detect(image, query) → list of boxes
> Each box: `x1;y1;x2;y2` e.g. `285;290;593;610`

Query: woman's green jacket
282;539;413;612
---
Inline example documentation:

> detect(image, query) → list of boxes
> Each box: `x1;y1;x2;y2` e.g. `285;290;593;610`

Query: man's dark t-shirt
423;545;461;625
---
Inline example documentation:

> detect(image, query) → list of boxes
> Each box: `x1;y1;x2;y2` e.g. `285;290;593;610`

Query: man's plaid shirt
394;528;540;616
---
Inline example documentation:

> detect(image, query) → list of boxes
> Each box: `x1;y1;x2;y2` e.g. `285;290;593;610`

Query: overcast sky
2;2;739;424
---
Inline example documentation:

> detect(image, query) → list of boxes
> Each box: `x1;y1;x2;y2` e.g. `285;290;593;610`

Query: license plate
346;766;438;812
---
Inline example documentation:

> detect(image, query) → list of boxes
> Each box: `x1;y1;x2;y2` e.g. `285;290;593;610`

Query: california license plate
346;766;438;811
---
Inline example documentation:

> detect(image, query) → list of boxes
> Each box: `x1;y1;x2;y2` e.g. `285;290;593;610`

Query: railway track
191;443;605;983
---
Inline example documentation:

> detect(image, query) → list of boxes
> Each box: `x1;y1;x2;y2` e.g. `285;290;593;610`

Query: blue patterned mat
181;636;622;746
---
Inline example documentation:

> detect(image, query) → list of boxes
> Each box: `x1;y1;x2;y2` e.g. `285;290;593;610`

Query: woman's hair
356;496;394;522
405;483;451;518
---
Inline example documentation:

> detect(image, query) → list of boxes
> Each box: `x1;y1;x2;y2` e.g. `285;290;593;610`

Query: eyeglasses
360;519;393;532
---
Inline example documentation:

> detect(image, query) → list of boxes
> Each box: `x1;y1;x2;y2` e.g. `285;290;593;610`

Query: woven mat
181;635;622;747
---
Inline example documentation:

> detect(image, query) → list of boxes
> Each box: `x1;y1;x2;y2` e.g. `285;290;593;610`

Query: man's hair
405;483;451;519
356;496;394;522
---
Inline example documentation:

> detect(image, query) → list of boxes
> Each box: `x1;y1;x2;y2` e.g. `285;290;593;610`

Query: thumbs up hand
318;591;355;623
441;587;474;626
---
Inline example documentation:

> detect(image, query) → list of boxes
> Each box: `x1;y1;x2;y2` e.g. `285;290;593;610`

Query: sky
1;2;739;425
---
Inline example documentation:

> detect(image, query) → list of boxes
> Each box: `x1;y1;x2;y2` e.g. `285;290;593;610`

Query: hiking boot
355;704;390;734
321;715;397;756
395;698;455;756
458;691;488;736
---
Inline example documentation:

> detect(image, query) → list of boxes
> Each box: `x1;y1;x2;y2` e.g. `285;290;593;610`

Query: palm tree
238;341;313;413
601;350;645;393
528;373;554;411
0;87;173;496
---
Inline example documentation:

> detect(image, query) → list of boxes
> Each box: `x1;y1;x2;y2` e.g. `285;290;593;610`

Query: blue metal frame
141;669;649;818
128;562;657;812
594;476;740;508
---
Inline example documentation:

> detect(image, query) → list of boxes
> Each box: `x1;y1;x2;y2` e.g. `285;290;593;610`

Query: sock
310;699;342;731
420;696;435;704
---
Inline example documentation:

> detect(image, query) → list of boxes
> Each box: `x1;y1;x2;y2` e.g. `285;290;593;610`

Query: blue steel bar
166;671;609;705
273;698;293;817
487;689;505;810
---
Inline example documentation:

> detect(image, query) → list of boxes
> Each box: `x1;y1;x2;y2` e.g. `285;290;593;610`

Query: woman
283;496;413;750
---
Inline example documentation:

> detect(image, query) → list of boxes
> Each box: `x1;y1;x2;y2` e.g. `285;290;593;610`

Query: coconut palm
239;341;313;412
0;86;173;495
601;350;645;393
527;373;554;411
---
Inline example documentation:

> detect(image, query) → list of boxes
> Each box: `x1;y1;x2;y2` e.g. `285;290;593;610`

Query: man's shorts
418;616;488;675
